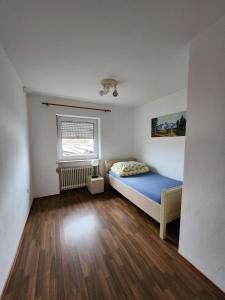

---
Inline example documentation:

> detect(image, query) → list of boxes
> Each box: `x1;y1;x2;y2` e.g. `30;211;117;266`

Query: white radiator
58;166;93;191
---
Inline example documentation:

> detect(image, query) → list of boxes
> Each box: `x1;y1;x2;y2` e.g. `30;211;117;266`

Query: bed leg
160;221;166;239
160;191;167;240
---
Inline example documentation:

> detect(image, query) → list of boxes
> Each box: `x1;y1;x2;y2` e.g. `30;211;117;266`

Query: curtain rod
42;102;111;112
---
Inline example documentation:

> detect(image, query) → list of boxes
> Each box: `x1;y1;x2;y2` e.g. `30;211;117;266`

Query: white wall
179;16;225;292
0;45;31;295
134;89;187;180
27;94;134;198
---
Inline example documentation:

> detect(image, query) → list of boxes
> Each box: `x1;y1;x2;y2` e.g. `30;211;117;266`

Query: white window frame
57;115;99;161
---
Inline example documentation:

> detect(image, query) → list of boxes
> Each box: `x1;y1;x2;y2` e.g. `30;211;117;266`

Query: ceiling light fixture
99;79;118;97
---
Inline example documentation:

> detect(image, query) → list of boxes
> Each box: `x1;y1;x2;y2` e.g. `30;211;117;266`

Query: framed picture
151;111;187;137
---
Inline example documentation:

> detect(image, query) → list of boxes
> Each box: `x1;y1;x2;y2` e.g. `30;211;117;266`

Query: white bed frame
105;159;182;240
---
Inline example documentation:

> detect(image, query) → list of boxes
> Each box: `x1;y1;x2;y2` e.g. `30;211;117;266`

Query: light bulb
113;89;118;97
99;90;104;96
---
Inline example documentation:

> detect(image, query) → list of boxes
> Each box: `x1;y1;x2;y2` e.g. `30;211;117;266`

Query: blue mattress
109;171;182;204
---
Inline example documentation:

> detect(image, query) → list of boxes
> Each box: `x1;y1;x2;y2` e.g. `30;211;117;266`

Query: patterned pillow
111;161;150;177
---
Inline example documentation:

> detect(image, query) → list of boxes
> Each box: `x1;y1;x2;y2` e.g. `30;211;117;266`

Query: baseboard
34;188;88;200
178;253;225;296
34;193;60;200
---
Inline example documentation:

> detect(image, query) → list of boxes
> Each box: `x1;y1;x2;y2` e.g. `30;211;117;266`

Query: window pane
62;138;94;157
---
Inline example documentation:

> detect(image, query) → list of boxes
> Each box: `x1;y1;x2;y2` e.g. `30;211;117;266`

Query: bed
105;159;182;239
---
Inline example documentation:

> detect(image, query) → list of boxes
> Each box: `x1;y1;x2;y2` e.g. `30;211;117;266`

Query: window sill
57;159;100;164
57;159;91;164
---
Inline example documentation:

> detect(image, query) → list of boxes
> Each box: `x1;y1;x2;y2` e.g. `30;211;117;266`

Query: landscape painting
151;111;187;137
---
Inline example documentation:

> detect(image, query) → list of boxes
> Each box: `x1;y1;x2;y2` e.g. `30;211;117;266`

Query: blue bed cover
109;170;182;204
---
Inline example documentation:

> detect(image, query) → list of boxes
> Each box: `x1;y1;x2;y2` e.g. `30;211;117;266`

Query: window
57;115;99;161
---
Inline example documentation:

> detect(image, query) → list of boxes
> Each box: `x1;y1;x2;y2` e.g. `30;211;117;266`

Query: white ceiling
0;0;225;107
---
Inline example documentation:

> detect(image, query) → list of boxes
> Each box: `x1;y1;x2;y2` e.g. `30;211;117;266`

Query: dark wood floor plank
2;188;225;300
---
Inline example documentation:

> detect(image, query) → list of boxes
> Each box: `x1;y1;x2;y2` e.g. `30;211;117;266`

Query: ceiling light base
101;79;118;88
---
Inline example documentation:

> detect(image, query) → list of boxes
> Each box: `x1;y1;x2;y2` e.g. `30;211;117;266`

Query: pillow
111;161;150;177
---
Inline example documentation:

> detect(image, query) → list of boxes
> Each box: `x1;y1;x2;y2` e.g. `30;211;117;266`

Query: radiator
58;166;93;191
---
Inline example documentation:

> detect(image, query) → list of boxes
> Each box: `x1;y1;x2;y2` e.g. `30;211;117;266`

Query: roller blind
60;121;94;139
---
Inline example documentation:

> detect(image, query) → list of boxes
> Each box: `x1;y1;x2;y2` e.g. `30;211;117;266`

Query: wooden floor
2;189;224;300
